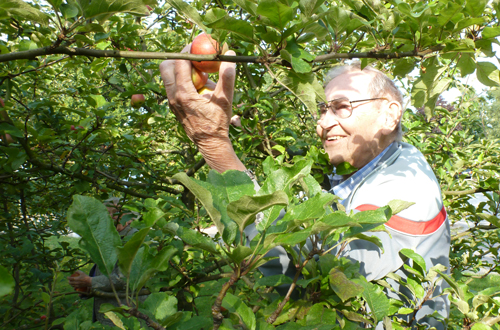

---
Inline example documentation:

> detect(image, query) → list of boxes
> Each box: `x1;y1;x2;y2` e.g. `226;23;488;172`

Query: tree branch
0;45;446;64
442;188;489;196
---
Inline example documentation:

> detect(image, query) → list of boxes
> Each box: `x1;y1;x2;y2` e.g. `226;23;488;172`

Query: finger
159;61;175;96
174;44;197;95
214;50;236;108
159;45;192;98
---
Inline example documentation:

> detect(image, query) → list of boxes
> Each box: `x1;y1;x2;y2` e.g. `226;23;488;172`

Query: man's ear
381;100;402;135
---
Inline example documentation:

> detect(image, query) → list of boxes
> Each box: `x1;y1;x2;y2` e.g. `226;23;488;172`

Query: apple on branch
131;94;145;109
190;33;227;73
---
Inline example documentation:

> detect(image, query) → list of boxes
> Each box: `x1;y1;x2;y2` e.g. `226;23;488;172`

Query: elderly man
160;48;450;328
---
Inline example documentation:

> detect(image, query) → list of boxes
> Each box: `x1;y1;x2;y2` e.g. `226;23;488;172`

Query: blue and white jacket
245;142;450;329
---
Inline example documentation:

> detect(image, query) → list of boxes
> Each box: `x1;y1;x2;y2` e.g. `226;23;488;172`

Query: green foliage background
0;0;499;329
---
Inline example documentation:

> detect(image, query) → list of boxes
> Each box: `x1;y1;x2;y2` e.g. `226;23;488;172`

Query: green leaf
47;0;63;8
476;62;500;87
296;276;320;288
222;292;256;330
173;172;224;239
173;316;212;330
166;0;206;30
436;2;463;26
200;170;257;241
352;206;391;224
228;245;253;264
299;0;323;17
477;213;500;228
280;50;312;74
104;311;126;329
117;227;150;278
387;200;415;215
256;0;294;30
142;292;177;322
359;280;391;323
227;191;288;234
129;245;176;293
352;233;384;252
78;0;153;22
67;195;122;276
471;324;494;330
436;269;465;300
406;276;425;299
465;0;488;17
0;0;49;25
326;6;351;36
279;192;334;227
275;71;326;118
117;206;164;277
205;9;255;40
61;3;79;19
399;248;427;273
176;226;218;254
455;17;486;32
329;267;364;302
232;0;258;16
304;303;337;325
311;212;358;235
0;265;15;297
257;159;315;231
392;58;416;78
160;312;185;327
274;227;312;245
335;162;358;176
282;38;315;73
457;54;476;77
254;274;293;290
0;123;23;138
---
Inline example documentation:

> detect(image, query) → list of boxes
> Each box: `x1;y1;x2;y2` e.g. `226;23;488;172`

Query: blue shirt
328;143;394;206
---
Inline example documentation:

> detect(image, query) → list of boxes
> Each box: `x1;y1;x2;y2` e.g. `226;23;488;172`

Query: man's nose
318;110;340;129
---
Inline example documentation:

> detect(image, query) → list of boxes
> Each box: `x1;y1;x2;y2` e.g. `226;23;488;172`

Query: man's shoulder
351;142;444;221
371;142;438;186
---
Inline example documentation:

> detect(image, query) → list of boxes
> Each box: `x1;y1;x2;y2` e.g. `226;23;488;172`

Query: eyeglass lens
318;98;352;119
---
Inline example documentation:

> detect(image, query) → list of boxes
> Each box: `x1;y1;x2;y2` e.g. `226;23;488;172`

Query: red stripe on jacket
355;204;447;235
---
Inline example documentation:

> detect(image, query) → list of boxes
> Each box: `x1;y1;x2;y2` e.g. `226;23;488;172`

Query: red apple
40;315;46;320
190;33;221;73
131;94;145;109
70;125;76;131
192;67;208;90
0;97;4;108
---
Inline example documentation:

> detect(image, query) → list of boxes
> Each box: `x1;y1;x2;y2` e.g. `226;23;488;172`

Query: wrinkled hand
160;44;245;172
160;44;235;146
68;271;91;290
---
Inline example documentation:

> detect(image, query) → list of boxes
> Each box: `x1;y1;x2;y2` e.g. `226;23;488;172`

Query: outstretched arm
159;45;246;173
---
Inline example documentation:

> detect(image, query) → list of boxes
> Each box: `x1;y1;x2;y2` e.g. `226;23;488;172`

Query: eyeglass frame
317;97;388;119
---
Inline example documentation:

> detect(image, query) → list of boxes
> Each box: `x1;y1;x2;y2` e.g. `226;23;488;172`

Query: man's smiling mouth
327;136;346;141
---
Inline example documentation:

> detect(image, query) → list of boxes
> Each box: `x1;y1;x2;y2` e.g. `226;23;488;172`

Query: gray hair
324;63;404;141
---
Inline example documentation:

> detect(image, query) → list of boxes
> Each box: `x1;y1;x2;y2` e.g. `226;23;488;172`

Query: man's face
316;71;390;170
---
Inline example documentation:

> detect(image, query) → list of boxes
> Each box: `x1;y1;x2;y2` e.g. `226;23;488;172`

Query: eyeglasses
317;97;388;119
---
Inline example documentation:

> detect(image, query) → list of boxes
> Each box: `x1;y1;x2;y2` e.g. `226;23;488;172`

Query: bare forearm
198;137;246;173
